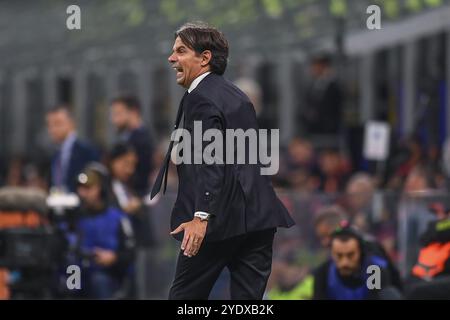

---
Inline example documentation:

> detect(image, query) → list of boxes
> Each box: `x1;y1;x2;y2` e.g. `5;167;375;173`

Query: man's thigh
227;229;276;300
169;238;237;300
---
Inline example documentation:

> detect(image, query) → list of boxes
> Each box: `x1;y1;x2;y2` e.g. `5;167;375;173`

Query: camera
0;187;67;298
0;187;63;268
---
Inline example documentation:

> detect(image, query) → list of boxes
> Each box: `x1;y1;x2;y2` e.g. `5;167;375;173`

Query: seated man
314;206;402;292
75;163;135;299
313;224;402;300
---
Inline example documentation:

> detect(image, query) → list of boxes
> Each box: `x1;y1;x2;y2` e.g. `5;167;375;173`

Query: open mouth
173;66;183;78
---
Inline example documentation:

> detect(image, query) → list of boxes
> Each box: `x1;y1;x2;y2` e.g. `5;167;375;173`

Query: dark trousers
169;228;276;300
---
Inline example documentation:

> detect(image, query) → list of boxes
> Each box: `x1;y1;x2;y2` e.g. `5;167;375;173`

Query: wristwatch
194;211;211;221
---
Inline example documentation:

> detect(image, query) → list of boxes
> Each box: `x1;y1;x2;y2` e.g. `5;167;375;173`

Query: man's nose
168;53;176;63
341;259;350;267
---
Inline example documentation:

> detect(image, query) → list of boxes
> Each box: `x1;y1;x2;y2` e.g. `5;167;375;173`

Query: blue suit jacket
51;139;99;193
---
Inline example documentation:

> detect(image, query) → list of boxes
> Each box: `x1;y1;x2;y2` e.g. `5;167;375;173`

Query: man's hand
93;248;117;266
171;217;207;257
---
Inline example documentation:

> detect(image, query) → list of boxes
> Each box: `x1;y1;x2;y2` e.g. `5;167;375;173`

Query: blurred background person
397;165;439;276
343;173;376;232
313;207;402;292
108;143;156;248
299;53;343;141
75;163;135;299
313;225;402;300
277;137;320;192
386;137;426;191
3;156;48;191
108;143;157;299
441;137;450;189
110;95;154;197
46;106;99;193
5;156;25;187
0;157;5;187
317;147;351;194
266;225;312;300
314;205;347;249
234;78;271;129
108;143;141;215
406;205;450;299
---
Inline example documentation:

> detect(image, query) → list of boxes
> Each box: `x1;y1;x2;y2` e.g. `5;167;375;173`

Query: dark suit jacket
303;77;342;135
51;139;99;193
171;73;295;242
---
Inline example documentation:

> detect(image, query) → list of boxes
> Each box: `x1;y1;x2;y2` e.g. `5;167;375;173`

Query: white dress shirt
188;72;211;93
112;179;131;209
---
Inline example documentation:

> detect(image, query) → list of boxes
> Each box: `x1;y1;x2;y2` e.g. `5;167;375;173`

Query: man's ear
201;50;212;67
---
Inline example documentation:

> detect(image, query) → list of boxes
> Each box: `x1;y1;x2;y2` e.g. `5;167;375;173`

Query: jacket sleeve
186;93;225;216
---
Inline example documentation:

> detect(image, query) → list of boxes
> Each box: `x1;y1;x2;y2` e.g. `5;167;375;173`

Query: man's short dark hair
175;22;229;75
331;226;364;252
46;105;74;119
111;95;141;113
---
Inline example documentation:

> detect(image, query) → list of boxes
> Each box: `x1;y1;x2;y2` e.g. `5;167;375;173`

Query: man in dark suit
300;54;342;137
151;22;295;300
46;106;99;193
110;95;154;197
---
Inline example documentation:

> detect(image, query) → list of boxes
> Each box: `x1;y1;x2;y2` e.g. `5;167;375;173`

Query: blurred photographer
75;163;135;299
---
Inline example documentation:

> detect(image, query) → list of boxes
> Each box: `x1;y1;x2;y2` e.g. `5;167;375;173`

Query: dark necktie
150;91;188;199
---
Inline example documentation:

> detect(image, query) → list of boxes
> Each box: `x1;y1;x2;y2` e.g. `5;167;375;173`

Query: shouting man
151;22;294;300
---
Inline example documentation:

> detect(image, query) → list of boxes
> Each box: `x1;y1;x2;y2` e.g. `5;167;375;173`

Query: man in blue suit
46;106;99;193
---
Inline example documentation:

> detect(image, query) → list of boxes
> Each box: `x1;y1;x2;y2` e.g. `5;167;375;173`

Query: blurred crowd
0;95;159;299
0;54;450;300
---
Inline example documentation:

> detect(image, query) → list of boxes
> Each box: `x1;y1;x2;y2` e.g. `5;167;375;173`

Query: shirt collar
188;72;211;93
61;132;77;150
